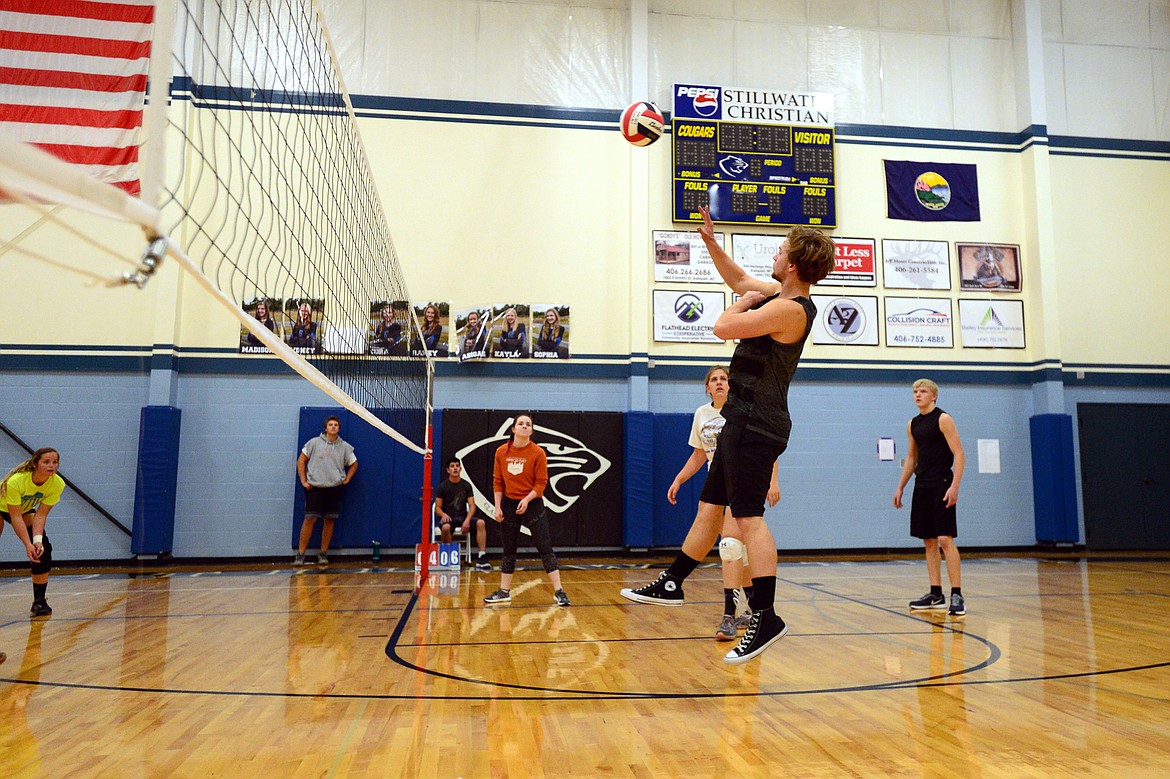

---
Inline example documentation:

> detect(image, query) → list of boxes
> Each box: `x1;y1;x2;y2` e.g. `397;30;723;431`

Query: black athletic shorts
2;513;53;574
304;484;344;518
436;512;465;529
699;422;787;519
910;476;958;539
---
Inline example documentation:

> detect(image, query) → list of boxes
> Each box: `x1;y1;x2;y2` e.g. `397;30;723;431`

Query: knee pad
500;554;516;575
30;538;53;576
718;537;748;565
541;553;559;574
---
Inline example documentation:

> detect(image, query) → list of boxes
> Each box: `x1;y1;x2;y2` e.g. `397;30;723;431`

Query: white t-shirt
688;403;725;464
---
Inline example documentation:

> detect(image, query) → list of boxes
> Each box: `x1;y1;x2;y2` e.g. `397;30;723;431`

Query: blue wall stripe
4;349;1167;386
166;78;1163;158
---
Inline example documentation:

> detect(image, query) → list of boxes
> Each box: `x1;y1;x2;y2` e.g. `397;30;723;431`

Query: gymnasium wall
2;0;1168;563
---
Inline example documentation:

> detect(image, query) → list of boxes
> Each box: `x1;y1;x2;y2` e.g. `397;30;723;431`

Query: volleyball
619;101;664;147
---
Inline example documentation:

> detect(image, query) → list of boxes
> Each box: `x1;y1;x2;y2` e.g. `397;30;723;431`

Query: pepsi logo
693;91;718;116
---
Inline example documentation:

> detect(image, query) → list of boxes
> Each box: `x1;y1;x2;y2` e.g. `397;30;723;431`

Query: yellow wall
4;103;1169;376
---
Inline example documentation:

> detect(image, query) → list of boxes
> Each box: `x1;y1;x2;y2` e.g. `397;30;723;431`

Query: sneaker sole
619;588;685;606
484;599;511;605
949;610;967;617
723;623;788;664
909;603;947;610
714;630;736;641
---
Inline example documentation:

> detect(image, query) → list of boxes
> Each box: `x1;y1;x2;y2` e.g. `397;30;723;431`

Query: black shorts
436;513;465;529
2;514;53;574
304;484;344;518
699;422;788;518
910;477;958;539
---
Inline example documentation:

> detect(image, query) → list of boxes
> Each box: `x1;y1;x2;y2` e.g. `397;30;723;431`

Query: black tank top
911;407;954;482
721;295;816;443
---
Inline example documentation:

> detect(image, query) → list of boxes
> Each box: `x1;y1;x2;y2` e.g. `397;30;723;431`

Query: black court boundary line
380;576;1170;699
382;581;1002;699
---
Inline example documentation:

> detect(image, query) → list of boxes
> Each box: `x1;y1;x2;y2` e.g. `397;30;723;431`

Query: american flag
0;0;155;196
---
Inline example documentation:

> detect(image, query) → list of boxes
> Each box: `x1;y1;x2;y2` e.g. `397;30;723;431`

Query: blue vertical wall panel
651;413;697;547
132;405;182;555
1030;413;1079;543
292;408;425;551
623;412;654;547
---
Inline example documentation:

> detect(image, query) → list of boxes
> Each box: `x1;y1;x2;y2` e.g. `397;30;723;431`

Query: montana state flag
884;160;980;222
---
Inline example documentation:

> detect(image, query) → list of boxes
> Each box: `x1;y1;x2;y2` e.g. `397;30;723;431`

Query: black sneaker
30;599;52;618
724;611;787;664
483;589;511;604
619;572;685;606
948;593;967;616
554;589;571;607
909;592;946;610
475;556;491;573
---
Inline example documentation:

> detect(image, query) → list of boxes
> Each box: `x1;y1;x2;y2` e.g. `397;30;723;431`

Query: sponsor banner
653;230;726;283
882;240;951;290
731;234;782;283
957;243;1022;292
884;160;981;222
825;238;877;287
672;84;834;126
811;295;879;345
884;297;954;348
958;299;1026;348
653;290;725;343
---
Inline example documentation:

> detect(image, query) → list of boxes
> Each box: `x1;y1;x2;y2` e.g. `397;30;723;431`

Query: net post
417;423;435;588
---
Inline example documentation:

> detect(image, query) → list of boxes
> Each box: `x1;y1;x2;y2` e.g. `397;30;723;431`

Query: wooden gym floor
2;555;1169;777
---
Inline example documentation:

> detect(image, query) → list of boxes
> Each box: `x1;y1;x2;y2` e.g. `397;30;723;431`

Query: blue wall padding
623;412;655;547
132;405;182;555
651;413;699;547
292;408;425;550
1030;413;1079;543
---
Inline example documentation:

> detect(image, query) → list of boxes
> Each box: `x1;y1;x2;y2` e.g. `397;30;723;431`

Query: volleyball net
0;0;431;456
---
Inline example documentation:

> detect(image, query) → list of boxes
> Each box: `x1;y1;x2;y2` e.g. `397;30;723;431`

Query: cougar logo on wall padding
454;418;612;519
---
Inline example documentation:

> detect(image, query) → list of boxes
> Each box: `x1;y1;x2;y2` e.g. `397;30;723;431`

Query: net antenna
0;0;432;457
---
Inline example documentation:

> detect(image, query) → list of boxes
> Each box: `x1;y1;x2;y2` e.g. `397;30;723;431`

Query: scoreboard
672;83;837;228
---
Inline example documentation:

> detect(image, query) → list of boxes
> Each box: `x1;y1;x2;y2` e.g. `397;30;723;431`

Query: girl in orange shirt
483;414;570;607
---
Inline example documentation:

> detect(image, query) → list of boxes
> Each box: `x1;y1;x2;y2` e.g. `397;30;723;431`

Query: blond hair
912;378;939;396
